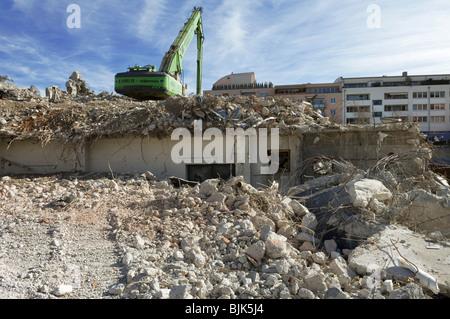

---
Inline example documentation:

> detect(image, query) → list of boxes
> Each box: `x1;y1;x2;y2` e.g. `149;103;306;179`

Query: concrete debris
65;71;93;97
1;164;448;299
0;73;449;299
0;80;41;102
0;72;421;146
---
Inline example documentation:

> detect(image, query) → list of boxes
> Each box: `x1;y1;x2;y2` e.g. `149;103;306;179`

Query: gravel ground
0;173;440;300
0;175;127;299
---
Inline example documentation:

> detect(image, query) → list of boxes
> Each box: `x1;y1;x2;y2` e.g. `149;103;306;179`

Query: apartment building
335;72;450;141
203;72;343;123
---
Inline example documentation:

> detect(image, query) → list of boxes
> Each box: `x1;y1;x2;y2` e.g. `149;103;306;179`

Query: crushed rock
0;170;447;299
0;72;448;299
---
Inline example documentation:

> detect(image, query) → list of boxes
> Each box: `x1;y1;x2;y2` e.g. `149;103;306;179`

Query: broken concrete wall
300;127;423;178
1;130;423;191
86;136;183;179
0;138;77;174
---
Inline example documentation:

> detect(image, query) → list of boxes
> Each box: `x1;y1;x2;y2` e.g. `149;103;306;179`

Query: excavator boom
114;7;204;100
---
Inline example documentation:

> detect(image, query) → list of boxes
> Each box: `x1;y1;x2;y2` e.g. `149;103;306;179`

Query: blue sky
1;0;450;96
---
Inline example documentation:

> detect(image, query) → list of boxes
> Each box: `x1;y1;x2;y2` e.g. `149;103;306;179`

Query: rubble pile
0;72;418;145
0;79;41;102
1;164;448;299
1;72;449;299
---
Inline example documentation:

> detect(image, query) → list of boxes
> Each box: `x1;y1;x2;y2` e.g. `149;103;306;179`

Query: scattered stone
312;252;327;264
52;284;73;296
304;271;327;292
324;239;337;254
169;285;192;299
301;213;318;233
298;288;316;299
246;240;265;262
200;179;219;196
388;283;424;299
122;252;133;267
265;232;288;259
109;283;125;295
325;287;351;299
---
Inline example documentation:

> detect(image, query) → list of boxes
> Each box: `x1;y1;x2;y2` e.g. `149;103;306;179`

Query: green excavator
114;7;204;100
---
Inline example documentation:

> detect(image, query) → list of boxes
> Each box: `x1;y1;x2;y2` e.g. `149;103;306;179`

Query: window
330;98;336;104
384;93;408;99
308;87;339;94
373;112;382;117
431;116;445;122
382;116;408;122
384;105;408;112
330;109;336;115
259;92;268;98
430;103;445;110
412;116;427;123
373;100;382;105
344;83;367;88
347;94;369;101
275;88;306;94
430;91;445;98
413;104;427;111
413;92;427;99
312;99;325;108
187;164;235;182
346;105;370;113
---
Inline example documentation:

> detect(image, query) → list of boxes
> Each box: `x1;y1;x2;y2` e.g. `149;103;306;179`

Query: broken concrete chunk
304;270;327;292
301;213;318;233
324;239;337;254
246;240;265;261
346;178;392;208
325;287;351;299
199;179;219;196
288;199;309;216
329;256;350;276
312;251;327;264
52;284;73;296
251;215;276;233
265;232;288;259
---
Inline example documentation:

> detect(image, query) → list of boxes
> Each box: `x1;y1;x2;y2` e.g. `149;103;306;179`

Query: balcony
384;92;408;100
312;101;326;109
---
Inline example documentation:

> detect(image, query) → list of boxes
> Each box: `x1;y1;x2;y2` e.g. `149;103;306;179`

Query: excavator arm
159;7;204;94
114;7;204;100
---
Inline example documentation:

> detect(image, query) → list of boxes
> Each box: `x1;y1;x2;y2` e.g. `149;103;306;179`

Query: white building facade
335;72;450;141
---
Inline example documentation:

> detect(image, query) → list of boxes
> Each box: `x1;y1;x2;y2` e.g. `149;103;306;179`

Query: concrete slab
348;224;450;297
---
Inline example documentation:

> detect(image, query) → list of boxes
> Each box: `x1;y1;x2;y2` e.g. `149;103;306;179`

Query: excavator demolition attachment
114;7;204;100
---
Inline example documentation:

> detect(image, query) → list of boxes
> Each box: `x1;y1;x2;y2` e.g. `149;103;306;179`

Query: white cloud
11;0;34;12
136;0;168;42
3;0;450;96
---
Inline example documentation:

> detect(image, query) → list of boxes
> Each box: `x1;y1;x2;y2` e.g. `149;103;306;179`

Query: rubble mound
0;76;41;102
1;73;448;299
1;166;449;299
0;72;418;145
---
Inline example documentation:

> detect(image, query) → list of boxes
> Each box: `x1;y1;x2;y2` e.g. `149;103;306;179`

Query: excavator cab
114;7;203;100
